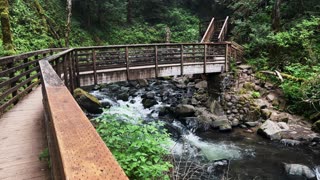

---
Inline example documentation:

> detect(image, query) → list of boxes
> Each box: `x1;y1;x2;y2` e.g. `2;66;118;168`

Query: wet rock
142;92;155;99
245;109;261;122
109;84;120;92
128;80;139;87
257;120;288;140
175;104;196;117
284;163;315;179
195;80;207;89
137;79;148;87
231;119;239;127
211;116;232;132
158;106;172;117
261;109;272;119
254;99;268;109
208;99;224;116
117;93;129;101
270;112;290;122
74;88;102;114
245;121;259;127
280;139;301;146
142;98;158;108
281;124;320;142
266;93;276;102
101;100;112;108
312;120;320;133
224;94;231;101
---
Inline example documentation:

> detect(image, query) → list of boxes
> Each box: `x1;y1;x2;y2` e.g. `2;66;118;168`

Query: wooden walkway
0;87;50;180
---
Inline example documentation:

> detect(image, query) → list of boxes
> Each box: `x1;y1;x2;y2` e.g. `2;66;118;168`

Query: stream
87;78;320;180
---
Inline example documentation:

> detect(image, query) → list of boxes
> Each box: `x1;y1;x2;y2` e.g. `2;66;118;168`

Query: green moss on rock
74;88;102;114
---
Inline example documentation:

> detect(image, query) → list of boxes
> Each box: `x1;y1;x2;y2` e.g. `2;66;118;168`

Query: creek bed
86;78;320;180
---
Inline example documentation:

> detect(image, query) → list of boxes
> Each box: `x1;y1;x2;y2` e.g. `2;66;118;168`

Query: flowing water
88;81;320;180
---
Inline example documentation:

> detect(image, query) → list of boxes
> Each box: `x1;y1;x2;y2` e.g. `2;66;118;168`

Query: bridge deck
0;87;50;180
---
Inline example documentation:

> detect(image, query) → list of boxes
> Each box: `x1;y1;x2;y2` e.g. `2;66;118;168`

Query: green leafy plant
94;111;172;180
251;91;261;99
39;148;51;168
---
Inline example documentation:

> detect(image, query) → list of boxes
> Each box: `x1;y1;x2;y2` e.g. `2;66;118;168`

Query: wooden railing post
154;45;158;78
75;50;80;87
204;44;207;74
63;55;69;88
92;49;97;85
225;43;229;72
180;45;184;75
125;46;130;80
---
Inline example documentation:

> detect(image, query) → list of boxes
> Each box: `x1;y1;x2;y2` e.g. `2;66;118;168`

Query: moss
312;120;320;133
243;82;255;90
73;88;101;106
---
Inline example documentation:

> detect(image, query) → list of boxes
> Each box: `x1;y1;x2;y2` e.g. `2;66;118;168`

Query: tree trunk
0;0;14;52
65;0;72;47
272;0;281;32
127;0;132;24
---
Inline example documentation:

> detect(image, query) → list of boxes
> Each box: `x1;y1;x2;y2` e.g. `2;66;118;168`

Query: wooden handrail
201;17;215;43
40;58;128;180
218;16;229;42
0;48;64;116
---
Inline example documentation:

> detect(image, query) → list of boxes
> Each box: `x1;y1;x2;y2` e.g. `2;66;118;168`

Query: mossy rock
74;88;102;114
243;82;255;90
312;120;320;133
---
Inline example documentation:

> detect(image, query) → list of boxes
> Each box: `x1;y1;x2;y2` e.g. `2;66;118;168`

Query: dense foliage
94;111;172;179
227;0;320;117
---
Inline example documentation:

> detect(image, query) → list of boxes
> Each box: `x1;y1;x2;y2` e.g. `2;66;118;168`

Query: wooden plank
0;87;49;180
125;46;130;81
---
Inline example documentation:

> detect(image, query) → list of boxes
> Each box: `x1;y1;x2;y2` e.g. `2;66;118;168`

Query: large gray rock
142;98;158;108
137;79;148;87
257;120;289;140
195;80;207;89
284;163;315;179
175;104;196;117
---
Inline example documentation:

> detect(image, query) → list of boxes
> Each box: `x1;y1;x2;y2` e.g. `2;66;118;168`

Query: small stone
231;119;239;127
225;94;231;101
245;121;259;127
266;93;276;102
232;109;238;113
227;102;233;107
195;80;207;89
226;110;231;114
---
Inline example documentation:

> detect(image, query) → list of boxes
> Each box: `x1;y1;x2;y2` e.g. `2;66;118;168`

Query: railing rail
0;49;64;115
39;55;128;179
218;16;229;42
201;17;215;43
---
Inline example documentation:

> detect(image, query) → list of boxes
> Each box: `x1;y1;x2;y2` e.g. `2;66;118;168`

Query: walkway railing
0;49;64;116
39;53;128;179
201;17;215;42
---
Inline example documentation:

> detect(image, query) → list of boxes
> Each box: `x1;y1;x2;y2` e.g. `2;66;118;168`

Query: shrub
94;111;172;180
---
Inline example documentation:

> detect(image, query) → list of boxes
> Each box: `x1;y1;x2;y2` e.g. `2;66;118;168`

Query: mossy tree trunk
65;0;72;47
0;0;14;52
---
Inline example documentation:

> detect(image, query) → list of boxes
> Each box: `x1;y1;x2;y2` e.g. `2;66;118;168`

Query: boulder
74;88;102;114
207;99;225;116
312;120;320;133
116;93;129;101
137;79;148;87
142;98;158;108
175;104;195;117
195;80;207;89
284;163;315;179
257;120;289;140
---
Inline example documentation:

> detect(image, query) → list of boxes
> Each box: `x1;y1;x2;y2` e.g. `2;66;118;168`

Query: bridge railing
0;48;64;116
39;50;128;179
201;17;215;42
75;43;228;84
218;16;229;42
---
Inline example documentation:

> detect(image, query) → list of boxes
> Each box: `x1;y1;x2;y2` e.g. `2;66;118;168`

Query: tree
0;0;14;52
65;0;72;47
272;0;281;32
127;0;132;24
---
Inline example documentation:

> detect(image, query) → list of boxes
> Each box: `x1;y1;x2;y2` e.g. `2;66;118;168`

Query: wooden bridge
0;17;243;179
